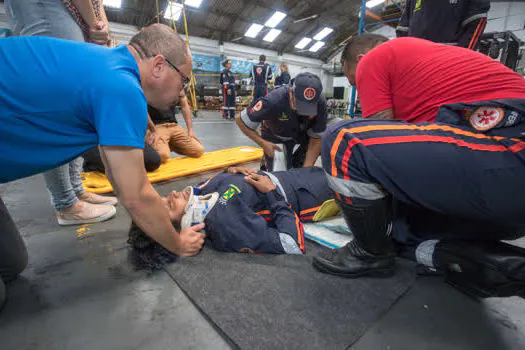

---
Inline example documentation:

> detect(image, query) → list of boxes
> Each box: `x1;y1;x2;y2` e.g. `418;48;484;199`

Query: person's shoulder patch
251;100;263;113
469;106;504;131
219;184;241;205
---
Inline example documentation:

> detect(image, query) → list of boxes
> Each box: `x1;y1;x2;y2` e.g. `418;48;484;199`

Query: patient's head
161;187;192;225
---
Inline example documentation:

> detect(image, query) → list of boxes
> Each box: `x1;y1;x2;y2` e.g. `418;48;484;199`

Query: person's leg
71;156;118;206
228;92;236;120
82;146;107;173
168;124;205;158
143;143;162;172
152;124;173;163
314;119;525;278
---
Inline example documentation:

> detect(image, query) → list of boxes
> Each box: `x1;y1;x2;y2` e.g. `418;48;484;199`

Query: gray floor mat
164;243;416;350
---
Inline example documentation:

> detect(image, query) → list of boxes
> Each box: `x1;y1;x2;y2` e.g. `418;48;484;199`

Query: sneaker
78;192;118;206
57;201;116;226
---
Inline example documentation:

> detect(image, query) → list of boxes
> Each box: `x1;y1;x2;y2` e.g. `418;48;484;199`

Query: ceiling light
313;27;333;41
164;2;183;20
366;0;384;8
295;37;312;49
103;0;121;8
263;29;282;42
184;0;203;8
245;23;264;38
265;11;287;28
309;41;325;52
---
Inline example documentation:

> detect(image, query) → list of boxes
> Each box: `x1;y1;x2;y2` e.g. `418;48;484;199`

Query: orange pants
152;123;204;163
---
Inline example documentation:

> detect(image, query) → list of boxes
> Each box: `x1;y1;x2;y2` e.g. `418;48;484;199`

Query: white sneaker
57;200;116;226
78;192;118;206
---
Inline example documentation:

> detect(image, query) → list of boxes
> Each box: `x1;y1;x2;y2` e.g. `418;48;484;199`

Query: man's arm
367;108;395;120
303;137;322;167
235;113;281;158
99;146;205;256
179;95;198;140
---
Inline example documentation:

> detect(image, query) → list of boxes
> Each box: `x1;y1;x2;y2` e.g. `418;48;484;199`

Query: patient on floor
128;166;334;257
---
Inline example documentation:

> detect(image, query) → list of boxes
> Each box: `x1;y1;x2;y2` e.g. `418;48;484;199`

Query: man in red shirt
313;34;525;298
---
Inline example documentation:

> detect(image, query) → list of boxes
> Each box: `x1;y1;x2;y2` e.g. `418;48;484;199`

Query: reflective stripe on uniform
240;109;261;130
325;172;386;200
461;13;487;27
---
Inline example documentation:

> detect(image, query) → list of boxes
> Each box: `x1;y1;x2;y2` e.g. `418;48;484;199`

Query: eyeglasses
165;57;190;89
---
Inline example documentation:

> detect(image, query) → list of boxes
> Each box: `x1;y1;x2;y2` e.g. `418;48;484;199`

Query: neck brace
180;186;219;231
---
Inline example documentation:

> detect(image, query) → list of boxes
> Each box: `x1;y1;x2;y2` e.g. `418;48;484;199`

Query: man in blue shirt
0;24;205;307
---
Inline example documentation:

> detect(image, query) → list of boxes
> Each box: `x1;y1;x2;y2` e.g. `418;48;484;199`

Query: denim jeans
5;0;86;210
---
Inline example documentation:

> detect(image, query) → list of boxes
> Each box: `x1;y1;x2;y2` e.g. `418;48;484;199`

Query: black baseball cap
293;72;323;116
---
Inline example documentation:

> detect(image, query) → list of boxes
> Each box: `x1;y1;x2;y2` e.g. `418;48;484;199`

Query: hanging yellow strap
181;0;198;114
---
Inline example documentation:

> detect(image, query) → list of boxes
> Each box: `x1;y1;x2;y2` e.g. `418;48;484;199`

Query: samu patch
469;106;504;131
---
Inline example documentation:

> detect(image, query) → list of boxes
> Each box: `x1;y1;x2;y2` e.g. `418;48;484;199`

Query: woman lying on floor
128;166;334;256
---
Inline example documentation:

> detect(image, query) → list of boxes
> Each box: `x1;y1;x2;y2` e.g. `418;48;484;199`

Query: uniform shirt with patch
357;38;525;123
250;63;273;85
240;86;328;142
220;69;236;88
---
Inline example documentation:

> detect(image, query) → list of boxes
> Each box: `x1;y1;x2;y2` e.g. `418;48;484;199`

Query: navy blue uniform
322;110;525;244
197;167;333;254
240;86;328;170
250;62;273;100
275;72;291;87
397;0;489;48
220;68;236;120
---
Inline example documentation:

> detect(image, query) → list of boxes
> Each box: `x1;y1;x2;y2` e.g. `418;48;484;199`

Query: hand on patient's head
227;166;257;176
245;174;276;193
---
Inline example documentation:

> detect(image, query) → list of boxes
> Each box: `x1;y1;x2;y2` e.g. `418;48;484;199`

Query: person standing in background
5;0;118;226
250;55;273;100
220;59;237;120
396;0;490;49
275;62;291;88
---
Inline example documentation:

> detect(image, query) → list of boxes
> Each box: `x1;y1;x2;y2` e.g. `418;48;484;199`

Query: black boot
434;240;525;298
313;197;396;278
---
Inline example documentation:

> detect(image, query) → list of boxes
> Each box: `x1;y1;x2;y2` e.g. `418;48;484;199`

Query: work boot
313;197;396;278
0;278;6;312
57;200;116;226
78;192;118;206
433;240;525;298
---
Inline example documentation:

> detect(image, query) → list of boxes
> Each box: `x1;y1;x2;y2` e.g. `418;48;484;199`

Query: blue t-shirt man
0;36;147;183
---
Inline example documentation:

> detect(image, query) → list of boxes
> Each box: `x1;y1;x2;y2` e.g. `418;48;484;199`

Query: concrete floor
1;111;525;350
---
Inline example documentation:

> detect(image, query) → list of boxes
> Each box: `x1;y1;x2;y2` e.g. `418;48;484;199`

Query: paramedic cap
293;72;322;116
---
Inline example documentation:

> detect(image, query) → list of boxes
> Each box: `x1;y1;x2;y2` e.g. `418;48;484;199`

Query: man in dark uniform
129;166;334;255
396;0;490;49
250;54;273;100
220;59;236;120
236;72;328;171
313;34;525;298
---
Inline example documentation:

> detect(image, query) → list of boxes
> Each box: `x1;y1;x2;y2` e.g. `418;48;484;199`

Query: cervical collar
180;186;219;231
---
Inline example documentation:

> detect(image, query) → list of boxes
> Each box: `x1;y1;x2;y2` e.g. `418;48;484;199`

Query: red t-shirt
356;38;525;122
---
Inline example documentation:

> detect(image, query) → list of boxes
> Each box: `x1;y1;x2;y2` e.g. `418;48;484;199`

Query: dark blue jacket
250;62;273;86
275;72;291;87
197;167;333;254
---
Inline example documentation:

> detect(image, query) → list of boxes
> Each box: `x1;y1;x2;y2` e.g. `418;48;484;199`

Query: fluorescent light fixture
245;23;264;38
164;2;183;20
366;0;384;8
295;37;312;49
184;0;203;8
313;27;333;41
263;29;282;42
103;0;122;8
309;41;325;52
265;11;287;28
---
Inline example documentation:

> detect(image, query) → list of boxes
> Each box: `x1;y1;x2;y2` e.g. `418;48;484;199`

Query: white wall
486;1;525;42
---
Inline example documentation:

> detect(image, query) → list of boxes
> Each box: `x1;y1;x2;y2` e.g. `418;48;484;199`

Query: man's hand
262;141;282;159
176;223;206;256
227;166;256;176
245;173;276;193
188;129;200;143
89;20;110;46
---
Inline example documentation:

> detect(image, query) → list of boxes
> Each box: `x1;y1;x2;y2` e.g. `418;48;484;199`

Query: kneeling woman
129;166;333;254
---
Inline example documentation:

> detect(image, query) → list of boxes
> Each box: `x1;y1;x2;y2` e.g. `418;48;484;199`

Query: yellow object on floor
312;199;340;222
82;146;263;194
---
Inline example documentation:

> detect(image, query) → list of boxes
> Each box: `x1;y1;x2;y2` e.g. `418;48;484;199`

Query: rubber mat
81;146;263;194
164;242;416;350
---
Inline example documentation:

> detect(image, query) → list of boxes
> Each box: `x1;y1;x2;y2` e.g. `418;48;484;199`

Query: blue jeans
5;0;86;210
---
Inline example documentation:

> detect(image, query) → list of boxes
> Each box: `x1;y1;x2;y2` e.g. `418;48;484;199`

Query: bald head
130;23;189;66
